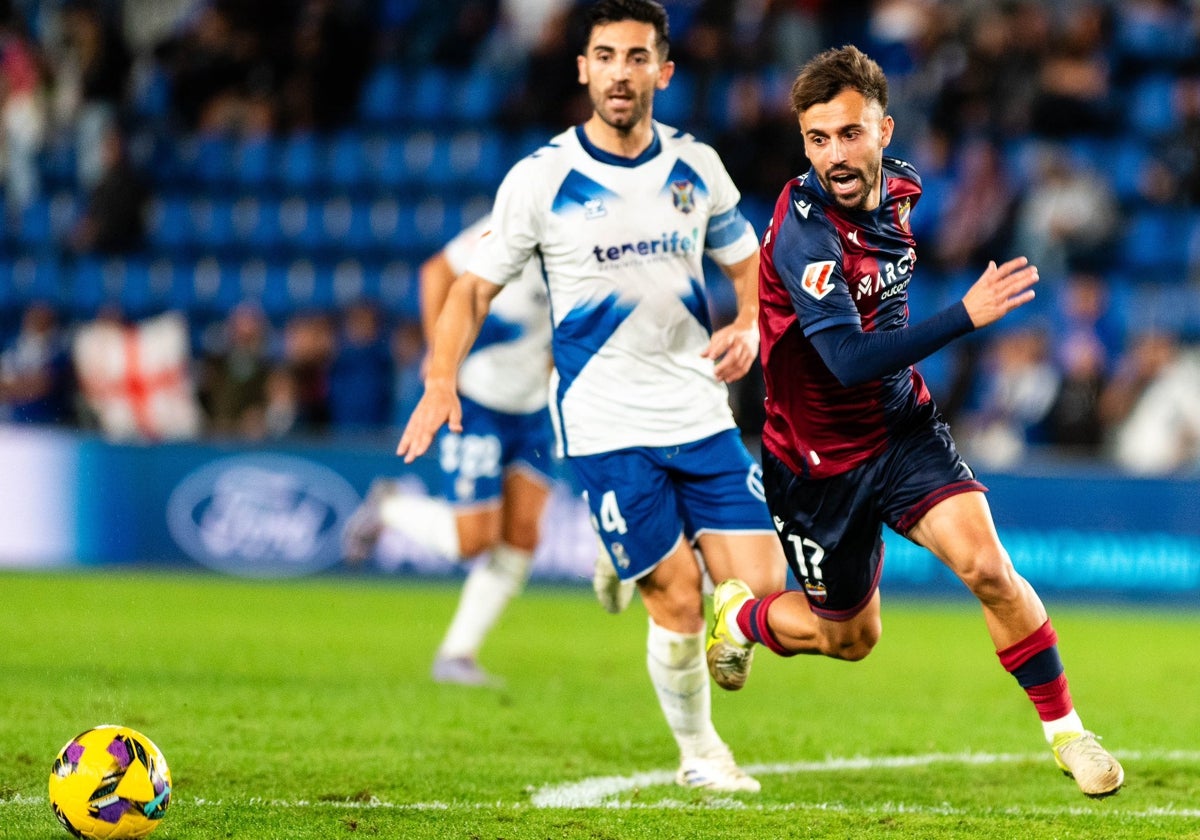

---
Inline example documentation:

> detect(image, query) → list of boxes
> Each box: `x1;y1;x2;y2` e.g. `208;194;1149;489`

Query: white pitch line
531;749;1200;809
8;750;1199;819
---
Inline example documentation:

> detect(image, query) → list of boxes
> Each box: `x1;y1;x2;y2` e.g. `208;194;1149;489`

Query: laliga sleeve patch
801;261;836;300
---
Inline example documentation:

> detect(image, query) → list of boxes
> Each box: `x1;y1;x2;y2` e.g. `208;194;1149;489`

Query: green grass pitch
0;569;1197;839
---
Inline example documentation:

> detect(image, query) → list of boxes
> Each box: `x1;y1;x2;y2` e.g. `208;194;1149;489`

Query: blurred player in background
397;0;786;792
343;214;555;687
706;45;1124;798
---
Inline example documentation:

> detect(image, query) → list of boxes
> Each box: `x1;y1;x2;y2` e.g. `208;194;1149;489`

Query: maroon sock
734;591;798;657
996;619;1074;722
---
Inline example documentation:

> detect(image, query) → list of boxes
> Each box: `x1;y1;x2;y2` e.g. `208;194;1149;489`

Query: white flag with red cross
73;311;202;441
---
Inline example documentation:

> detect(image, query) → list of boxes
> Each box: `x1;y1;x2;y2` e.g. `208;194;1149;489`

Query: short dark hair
790;45;888;115
585;0;670;61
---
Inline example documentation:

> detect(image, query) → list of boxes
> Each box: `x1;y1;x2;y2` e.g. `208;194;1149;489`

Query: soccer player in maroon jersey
705;45;1124;798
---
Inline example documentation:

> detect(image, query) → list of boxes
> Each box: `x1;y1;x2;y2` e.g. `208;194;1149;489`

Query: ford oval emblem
167;454;360;577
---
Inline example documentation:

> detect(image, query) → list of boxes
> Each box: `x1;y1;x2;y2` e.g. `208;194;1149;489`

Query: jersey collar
575;124;662;167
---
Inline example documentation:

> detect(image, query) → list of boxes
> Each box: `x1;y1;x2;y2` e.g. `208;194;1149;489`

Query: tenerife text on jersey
592;228;701;265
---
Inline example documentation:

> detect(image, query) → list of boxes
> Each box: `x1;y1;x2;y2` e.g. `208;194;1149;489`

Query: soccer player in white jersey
398;0;787;792
343;214;556;687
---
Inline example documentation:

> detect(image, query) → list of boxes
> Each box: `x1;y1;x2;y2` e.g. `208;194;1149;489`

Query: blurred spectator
328;300;393;431
390;318;425;428
1011;149;1118;278
0;11;46;213
928;3;1048;142
960;326;1060;468
1161;73;1200;206
1029;3;1115;138
68;124;148;254
1045;336;1107;456
1101;331;1200;474
504;2;592;129
713;73;807;206
932;137;1016;271
281;310;334;434
155;3;272;134
276;0;372;132
0;301;74;424
49;0;133;187
197;302;274;439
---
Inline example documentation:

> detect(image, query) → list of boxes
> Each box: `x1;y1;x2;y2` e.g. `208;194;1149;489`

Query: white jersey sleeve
467;122;759;456
442;214;551;414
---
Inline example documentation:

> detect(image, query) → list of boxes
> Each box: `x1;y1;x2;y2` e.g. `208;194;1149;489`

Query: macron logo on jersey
801;261;836;300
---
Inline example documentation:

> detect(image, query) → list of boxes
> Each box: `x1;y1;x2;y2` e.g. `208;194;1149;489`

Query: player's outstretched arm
704;251;761;383
961;257;1039;329
396;272;502;463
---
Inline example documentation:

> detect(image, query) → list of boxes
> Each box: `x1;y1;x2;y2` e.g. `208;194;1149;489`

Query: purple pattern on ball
65;742;85;763
107;738;132;768
96;800;130;822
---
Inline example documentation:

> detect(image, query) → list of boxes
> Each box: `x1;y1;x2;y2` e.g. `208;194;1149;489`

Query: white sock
379;493;461;557
436;544;533;660
645;619;725;761
1042;709;1085;743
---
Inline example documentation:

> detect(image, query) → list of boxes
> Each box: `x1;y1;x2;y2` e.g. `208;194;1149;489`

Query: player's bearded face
800;90;894;212
579;21;672;133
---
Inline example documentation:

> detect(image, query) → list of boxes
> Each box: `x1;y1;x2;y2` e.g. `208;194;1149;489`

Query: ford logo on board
167;454;360;577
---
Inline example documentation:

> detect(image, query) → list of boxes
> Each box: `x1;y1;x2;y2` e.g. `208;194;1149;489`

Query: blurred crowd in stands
0;0;1199;475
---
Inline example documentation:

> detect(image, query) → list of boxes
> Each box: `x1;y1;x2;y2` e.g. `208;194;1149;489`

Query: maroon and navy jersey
759;156;932;479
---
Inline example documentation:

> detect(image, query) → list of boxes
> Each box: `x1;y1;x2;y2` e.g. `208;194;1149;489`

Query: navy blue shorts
762;415;984;619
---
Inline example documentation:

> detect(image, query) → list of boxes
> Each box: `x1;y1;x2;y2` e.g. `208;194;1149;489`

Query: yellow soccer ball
48;725;172;839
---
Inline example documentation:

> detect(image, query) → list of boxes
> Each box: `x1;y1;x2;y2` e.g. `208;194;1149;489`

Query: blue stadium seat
320;197;355;252
326;131;367;192
454;68;503;124
361;135;417;192
256;260;295;319
1109;138;1150;204
358;64;407;126
278;134;322;192
423;129;510;191
16;192;78;252
326;258;366;308
3;256;63;309
377;259;419;319
654;68;694;126
69;256;121;319
411;67;453;123
367;198;401;252
1127;75;1178;138
189;198;238;254
276;197;323;253
145;196;193;253
1120;208;1189;279
232;136;275;191
189;134;237;189
185;256;242;317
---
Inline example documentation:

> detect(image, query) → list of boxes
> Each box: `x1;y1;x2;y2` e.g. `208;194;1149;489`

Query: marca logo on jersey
854;247;917;300
801;261;836;300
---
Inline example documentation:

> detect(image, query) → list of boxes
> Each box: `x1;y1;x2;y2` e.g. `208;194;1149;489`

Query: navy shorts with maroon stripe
762;414;984;619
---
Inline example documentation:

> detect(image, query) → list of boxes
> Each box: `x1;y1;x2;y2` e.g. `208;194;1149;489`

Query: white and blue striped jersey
466;123;759;456
443;215;551;415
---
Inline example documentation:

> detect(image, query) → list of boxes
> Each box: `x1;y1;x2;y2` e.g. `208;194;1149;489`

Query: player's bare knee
959;555;1023;606
820;617;880;661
